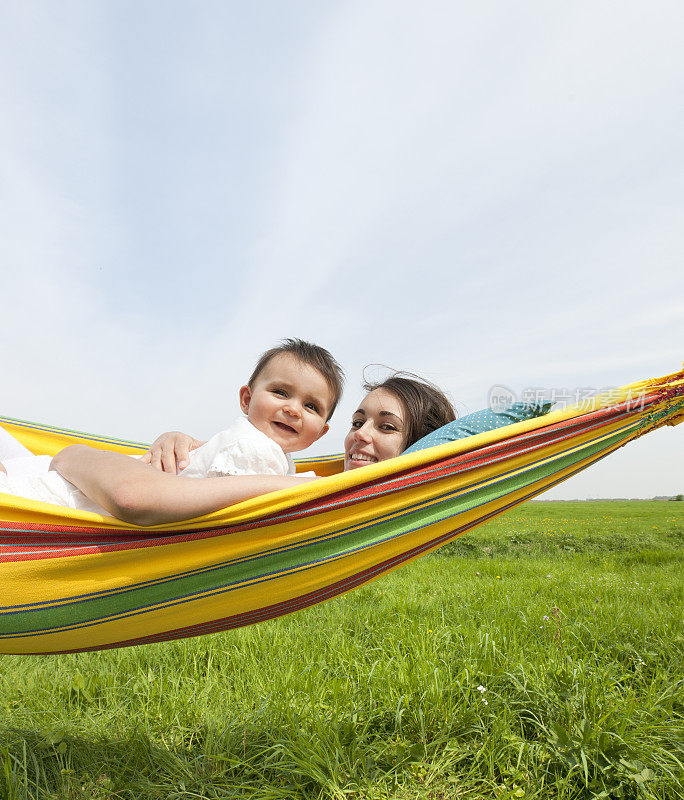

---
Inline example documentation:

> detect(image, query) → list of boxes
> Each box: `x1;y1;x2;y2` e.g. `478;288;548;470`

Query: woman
51;375;455;526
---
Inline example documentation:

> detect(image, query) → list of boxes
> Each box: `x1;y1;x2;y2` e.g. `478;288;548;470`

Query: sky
0;1;682;499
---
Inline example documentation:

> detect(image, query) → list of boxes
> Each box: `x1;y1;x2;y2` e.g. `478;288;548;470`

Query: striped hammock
1;367;682;655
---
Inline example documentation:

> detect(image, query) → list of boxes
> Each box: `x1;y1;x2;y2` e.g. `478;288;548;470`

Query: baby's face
239;354;333;453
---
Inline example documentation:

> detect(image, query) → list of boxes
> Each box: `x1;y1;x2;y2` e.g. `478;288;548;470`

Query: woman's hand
140;431;206;474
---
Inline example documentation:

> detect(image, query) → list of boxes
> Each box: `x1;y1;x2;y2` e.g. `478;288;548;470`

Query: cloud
0;1;681;496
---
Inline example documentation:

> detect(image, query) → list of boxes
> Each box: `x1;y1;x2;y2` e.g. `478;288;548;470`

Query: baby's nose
283;402;301;417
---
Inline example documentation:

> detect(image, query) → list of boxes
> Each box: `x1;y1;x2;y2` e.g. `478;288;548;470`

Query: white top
0;417;295;515
179;417;296;478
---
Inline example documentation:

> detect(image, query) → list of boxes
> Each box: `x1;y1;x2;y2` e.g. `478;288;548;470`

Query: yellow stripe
2;368;681;529
0;435;631;654
0;409;644;607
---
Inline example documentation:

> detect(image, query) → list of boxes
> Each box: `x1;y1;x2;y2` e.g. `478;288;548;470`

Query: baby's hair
249;338;345;420
363;370;455;449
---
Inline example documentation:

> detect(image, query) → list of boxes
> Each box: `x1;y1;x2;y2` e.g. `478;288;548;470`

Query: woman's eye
380;424;398;432
351;419;363;428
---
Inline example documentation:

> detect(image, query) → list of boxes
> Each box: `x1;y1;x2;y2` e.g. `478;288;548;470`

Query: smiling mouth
348;452;378;464
273;421;297;434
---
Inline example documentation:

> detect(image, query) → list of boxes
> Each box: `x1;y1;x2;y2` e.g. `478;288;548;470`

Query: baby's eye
272;388;287;397
305;402;319;413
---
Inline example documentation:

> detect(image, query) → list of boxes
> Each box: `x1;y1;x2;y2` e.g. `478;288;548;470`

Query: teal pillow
403;401;553;454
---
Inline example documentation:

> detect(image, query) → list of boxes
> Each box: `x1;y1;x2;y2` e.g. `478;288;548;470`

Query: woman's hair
363;373;456;450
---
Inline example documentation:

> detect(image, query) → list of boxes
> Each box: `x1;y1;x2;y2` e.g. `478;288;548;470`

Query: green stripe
0;426;633;638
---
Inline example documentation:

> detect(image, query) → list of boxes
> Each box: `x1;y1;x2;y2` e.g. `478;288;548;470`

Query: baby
176;338;343;478
0;339;344;515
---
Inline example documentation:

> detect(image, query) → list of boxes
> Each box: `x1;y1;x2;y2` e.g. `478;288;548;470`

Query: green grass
1;501;682;799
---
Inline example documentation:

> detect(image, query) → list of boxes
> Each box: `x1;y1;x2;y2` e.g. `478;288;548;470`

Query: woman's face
344;389;406;470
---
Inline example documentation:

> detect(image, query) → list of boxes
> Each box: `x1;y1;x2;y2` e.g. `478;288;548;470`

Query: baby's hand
141;431;206;474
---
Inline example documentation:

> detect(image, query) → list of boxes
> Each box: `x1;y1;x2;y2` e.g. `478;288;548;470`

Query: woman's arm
51;445;309;526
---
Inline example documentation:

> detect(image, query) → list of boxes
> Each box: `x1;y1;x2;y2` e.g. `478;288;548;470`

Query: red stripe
38;430;636;654
0;398;654;562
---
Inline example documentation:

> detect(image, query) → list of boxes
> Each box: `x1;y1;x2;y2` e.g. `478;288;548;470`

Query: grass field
1;501;682;799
